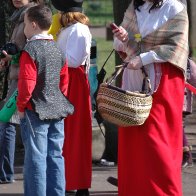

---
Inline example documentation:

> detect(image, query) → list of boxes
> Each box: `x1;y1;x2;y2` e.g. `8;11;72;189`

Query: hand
112;26;128;43
127;56;143;70
117;51;127;60
1;50;12;62
18;111;25;119
0;60;6;69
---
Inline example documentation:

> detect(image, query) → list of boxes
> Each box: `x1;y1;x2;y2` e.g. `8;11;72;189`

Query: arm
17;51;37;118
113;27;143;69
140;51;165;66
60;25;91;67
0;51;12;70
113;27;129;53
113;26;165;69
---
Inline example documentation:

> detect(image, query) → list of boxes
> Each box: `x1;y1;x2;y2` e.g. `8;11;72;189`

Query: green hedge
48;0;114;26
84;0;114;26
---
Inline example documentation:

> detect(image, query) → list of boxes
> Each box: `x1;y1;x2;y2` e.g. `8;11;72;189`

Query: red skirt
63;66;92;190
118;63;184;196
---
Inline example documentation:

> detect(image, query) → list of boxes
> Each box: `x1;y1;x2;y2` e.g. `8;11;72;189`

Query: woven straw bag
96;66;152;127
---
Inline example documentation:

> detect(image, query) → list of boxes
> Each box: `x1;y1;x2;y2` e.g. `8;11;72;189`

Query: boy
16;5;74;196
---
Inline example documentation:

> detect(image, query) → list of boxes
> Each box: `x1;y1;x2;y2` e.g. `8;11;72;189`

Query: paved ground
0;153;195;196
90;27;106;38
0;162;118;196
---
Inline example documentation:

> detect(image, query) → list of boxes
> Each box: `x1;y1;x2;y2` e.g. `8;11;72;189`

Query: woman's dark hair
134;0;164;13
26;5;52;30
30;0;44;4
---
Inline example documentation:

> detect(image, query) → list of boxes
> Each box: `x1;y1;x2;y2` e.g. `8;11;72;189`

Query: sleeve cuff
140;52;154;66
17;107;25;113
140;51;166;66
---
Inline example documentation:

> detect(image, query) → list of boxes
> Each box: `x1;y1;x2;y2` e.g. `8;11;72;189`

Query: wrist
122;36;128;43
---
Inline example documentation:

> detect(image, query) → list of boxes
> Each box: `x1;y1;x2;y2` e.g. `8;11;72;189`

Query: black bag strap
100;49;115;70
106;64;126;84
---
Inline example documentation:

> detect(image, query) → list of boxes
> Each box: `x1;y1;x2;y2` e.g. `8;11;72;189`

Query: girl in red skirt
112;0;189;195
52;0;92;195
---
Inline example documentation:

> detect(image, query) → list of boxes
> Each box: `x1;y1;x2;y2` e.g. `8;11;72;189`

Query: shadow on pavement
90;191;118;195
92;165;117;172
67;191;118;196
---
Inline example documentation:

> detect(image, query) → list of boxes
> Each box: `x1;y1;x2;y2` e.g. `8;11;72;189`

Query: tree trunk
112;0;132;86
187;0;193;55
113;0;131;26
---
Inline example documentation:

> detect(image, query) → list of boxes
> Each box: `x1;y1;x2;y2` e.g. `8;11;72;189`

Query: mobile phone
110;23;119;31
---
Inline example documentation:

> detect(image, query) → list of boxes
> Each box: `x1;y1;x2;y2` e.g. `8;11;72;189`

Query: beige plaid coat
121;1;189;73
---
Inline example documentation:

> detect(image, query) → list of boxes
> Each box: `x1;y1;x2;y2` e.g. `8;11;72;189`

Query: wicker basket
96;83;152;127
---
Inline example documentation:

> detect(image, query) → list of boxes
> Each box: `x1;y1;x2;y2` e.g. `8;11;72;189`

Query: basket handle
106;63;127;84
106;63;152;94
141;67;152;94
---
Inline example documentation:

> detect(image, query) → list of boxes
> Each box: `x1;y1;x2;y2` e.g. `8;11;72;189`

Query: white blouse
57;22;92;68
113;0;184;92
137;0;184;65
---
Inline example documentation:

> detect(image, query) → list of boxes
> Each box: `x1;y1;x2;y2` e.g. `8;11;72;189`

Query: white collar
143;0;167;10
28;34;53;41
143;1;153;10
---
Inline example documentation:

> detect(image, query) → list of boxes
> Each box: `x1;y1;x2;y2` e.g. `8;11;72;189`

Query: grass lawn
193;48;196;58
93;37;115;79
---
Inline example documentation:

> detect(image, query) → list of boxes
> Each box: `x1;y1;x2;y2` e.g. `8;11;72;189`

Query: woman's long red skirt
63;66;92;190
118;63;184;196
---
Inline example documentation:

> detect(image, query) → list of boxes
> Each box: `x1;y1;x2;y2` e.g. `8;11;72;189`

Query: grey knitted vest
23;39;74;120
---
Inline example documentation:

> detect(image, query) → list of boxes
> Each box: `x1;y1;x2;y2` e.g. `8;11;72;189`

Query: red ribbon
185;83;196;95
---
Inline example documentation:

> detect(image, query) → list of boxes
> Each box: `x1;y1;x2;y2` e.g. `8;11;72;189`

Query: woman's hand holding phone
110;23;128;43
110;23;119;31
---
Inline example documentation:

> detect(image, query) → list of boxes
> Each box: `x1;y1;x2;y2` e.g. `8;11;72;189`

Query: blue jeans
20;110;65;196
0;122;16;182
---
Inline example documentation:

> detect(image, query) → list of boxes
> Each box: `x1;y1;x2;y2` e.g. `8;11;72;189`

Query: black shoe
75;189;89;196
66;190;76;195
0;179;15;184
107;176;118;187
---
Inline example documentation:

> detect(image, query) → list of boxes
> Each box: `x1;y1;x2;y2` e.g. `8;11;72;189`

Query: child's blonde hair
60;12;90;27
